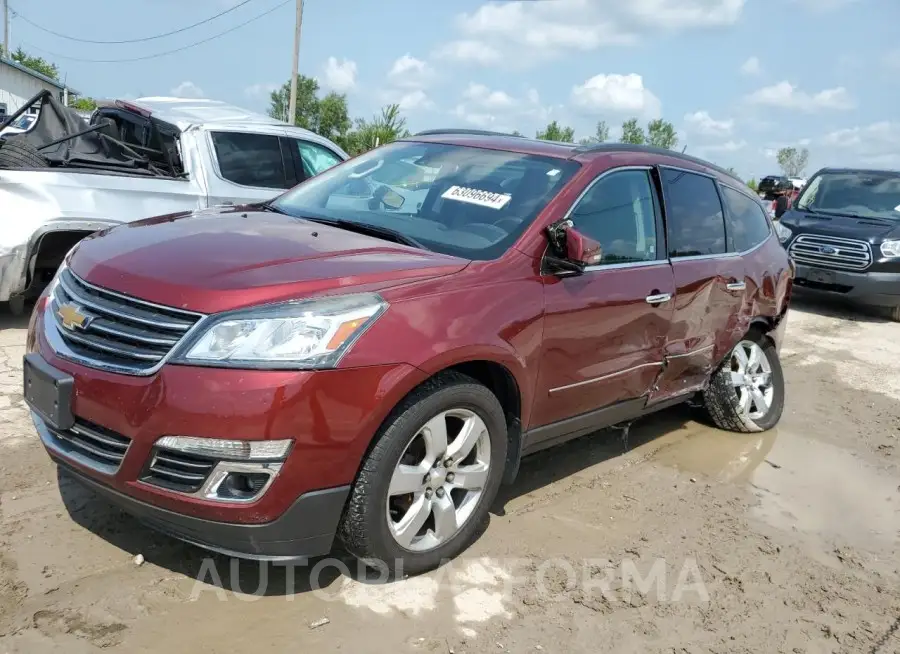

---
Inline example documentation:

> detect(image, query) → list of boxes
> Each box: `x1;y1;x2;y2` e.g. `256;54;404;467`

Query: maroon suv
24;132;793;574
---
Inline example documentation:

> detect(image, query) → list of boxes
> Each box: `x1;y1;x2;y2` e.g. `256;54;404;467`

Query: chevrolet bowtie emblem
57;303;91;331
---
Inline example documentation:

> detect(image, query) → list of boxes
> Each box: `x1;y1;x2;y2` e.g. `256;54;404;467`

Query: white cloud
170;81;204;98
435;0;744;67
451;84;553;134
740;56;761;76
462;83;515;109
745;81;854;111
820;122;900;167
699;139;747;153
322;57;357;92
394;90;433;112
244;83;279;98
571;73;661;118
433;40;503;65
684;110;733;137
387;54;435;89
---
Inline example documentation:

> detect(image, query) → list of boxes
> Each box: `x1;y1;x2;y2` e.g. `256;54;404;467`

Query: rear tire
702;332;785;433
339;371;507;576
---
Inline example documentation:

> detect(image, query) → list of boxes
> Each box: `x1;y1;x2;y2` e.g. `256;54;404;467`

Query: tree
646;119;678;150
2;46;59;80
316;91;352;145
344;104;410;156
268;75;322;128
510;130;523;137
536;120;575;142
747;178;758;192
776;147;809;177
620;118;645;145
579;120;610;145
70;97;98;112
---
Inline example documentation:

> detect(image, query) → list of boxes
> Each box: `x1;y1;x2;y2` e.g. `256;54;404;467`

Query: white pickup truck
0;92;349;314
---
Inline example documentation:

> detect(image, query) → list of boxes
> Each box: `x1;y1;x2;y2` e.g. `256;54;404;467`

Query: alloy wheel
729;340;775;421
386;408;491;552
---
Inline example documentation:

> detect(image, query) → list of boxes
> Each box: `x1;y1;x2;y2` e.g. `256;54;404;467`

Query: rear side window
292;139;343;179
660;168;726;257
569;169;660;264
721;186;771;252
211;131;289;189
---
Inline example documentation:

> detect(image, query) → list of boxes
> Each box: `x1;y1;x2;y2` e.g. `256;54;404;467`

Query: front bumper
52;445;350;561
793;264;900;307
28;305;427;558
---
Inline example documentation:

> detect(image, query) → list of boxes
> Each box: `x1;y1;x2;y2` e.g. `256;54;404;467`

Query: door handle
645;293;672;304
725;281;746;292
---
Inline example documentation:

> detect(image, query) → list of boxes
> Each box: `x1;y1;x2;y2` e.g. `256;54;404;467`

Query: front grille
46;418;131;471
142;448;216;493
49;268;203;374
788;234;872;271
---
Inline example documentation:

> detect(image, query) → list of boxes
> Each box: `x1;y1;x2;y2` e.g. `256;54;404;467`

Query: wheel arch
354;351;530;490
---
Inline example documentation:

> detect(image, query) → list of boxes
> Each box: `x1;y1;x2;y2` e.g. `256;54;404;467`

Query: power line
9;0;256;44
21;0;290;63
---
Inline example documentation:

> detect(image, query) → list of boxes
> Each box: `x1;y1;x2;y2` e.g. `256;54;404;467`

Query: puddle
651;423;900;548
337;557;514;634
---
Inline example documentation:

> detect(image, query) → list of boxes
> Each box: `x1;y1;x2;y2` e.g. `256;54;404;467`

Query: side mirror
545;219;602;274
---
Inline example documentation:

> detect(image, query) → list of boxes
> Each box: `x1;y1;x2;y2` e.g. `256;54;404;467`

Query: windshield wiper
258;201;290;215
297;216;428;250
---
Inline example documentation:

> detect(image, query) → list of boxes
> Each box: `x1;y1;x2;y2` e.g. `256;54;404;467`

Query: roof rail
413;128;522;138
570;142;743;183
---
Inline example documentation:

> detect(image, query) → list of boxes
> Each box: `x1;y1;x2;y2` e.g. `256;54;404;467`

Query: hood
68;208;469;313
780;209;900;243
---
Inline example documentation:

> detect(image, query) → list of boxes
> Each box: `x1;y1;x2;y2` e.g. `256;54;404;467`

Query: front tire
702;332;785;433
339;372;508;576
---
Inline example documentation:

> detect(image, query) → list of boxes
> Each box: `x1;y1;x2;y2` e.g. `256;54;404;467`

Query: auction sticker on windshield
442;185;512;210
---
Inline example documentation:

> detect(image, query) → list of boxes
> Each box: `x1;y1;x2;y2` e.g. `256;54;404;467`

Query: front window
270;141;579;260
796;170;900;220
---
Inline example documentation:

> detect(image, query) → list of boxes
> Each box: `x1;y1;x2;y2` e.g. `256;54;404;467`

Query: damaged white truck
0;92;348;314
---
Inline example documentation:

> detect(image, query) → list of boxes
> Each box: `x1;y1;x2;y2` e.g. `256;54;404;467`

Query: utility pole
287;0;304;126
2;0;9;57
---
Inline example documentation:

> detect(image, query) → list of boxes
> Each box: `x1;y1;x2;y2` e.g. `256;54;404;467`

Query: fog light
199;461;283;503
218;472;271;500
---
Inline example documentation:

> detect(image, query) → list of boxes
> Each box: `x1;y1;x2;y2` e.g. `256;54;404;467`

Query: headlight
774;221;793;243
174;292;387;369
880;239;900;258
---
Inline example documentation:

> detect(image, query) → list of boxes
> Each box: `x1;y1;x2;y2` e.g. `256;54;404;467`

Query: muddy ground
0;296;897;653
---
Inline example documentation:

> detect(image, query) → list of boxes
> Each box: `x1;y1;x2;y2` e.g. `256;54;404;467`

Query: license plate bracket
806;268;836;285
23;353;74;431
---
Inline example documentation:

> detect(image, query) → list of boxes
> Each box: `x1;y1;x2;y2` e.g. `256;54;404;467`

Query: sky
8;0;900;180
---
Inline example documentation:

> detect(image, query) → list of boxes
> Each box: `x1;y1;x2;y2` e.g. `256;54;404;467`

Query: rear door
649;166;745;402
529;166;675;441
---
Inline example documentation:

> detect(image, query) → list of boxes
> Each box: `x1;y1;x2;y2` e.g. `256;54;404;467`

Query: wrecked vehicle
0;91;349;314
24;132;793;574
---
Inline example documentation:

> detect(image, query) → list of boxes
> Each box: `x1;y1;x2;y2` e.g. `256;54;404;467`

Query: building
0;56;80;119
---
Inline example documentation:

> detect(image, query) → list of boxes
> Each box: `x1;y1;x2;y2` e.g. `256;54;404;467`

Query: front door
529;167;675;446
649;166;745;402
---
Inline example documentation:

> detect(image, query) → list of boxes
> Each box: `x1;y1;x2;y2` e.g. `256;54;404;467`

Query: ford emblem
820;245;839;255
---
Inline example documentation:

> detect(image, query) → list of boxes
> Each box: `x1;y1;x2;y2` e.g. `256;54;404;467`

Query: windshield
270;141;580;260
796;170;900;220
